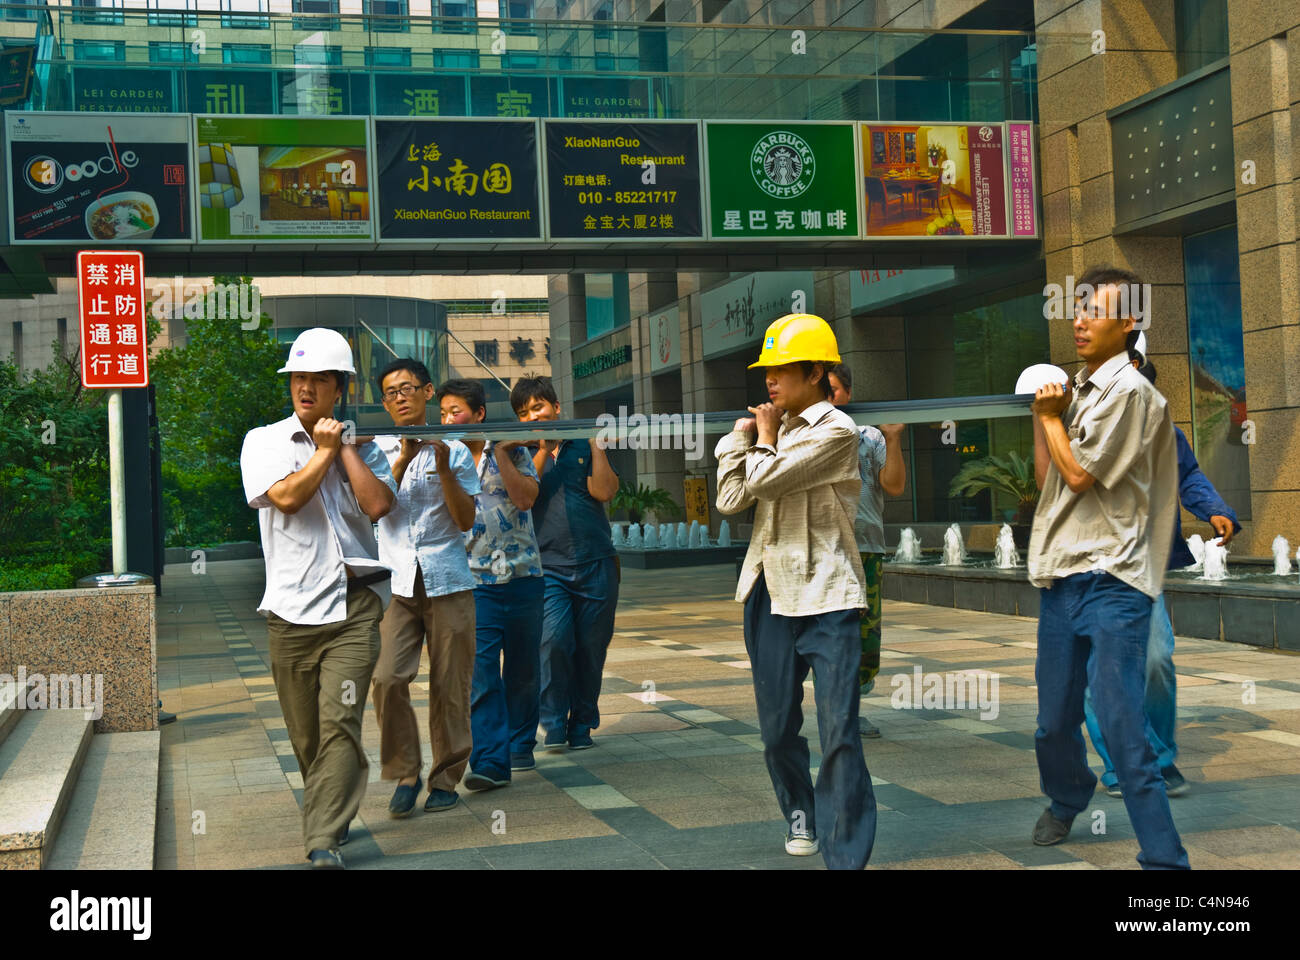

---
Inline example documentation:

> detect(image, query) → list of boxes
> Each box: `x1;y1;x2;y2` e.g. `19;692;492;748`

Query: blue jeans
1083;593;1177;786
539;557;619;738
470;576;545;776
744;574;877;871
1035;572;1188;869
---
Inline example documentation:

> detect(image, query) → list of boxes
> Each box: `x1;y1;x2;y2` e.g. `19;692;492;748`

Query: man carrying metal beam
716;313;876;870
239;328;396;870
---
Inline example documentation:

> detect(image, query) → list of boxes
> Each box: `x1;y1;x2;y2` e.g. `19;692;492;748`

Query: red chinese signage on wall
77;249;149;388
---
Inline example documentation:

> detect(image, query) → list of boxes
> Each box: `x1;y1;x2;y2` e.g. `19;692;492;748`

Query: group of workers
240;261;1234;870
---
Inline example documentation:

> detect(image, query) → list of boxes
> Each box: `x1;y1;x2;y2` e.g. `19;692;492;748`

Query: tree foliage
0;347;111;587
609;481;680;525
151;276;287;547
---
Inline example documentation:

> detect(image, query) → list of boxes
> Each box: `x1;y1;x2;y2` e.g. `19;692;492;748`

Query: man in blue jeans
1083;352;1241;799
1027;265;1188;869
717;313;875;869
438;379;545;786
513;376;621;752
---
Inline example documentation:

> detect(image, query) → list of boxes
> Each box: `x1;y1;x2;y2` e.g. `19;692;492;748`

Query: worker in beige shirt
716;313;876;870
1026;265;1188;870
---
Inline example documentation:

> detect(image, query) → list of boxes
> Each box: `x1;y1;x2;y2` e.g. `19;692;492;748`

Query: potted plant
609;482;680;526
948;451;1039;545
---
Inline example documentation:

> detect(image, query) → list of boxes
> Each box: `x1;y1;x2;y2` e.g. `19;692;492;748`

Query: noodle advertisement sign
6;112;194;244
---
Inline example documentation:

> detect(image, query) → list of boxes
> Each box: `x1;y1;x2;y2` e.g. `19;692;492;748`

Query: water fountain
1272;535;1292;576
659;523;672;548
941;523;967;566
893;528;922;563
610;523;624;547
718;520;732;547
1200;538;1228;581
677;522;689;549
688;520;700;548
994;523;1020;568
1185;534;1206;573
627;523;643;549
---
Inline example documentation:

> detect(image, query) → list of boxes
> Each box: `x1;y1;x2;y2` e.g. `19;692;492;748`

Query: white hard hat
1014;363;1070;395
278;327;356;375
1134;331;1147;356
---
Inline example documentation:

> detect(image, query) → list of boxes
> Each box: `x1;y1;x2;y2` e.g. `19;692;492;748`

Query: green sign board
703;121;859;240
194;115;372;242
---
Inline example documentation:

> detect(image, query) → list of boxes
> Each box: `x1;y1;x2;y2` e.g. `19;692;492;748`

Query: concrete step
0;709;94;869
47;730;160;871
0;682;23;748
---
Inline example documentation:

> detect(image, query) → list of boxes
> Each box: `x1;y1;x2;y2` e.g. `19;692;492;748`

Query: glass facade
1183;224;1249;519
7;7;1036;122
1176;0;1229;77
261;295;449;428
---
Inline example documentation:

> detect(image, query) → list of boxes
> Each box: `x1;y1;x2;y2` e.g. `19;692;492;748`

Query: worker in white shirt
372;359;481;817
239;328;396;870
716;313;876;870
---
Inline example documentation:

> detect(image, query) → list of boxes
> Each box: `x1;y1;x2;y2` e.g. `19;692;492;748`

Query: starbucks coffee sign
751;130;815;200
706;121;857;240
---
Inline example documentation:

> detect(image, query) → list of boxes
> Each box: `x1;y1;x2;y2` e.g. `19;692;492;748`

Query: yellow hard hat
748;313;841;369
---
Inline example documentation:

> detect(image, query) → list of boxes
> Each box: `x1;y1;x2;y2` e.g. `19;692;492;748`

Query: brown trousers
372;575;476;792
266;583;382;858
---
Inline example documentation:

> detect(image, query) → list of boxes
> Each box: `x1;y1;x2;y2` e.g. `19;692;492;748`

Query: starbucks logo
750;130;815;199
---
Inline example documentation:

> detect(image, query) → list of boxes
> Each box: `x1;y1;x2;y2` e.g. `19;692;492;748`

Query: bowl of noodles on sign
85;191;159;241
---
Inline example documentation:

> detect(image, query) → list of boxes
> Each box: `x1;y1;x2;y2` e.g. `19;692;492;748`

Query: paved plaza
154;559;1300;870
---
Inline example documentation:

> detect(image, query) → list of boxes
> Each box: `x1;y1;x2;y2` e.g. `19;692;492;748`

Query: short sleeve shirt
240;414;397;625
533;438;615;570
464;442;543;585
376;437;481;599
1027;352;1179;599
854;425;888;554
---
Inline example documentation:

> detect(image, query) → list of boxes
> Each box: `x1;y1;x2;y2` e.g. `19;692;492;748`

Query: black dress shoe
1032;808;1075;846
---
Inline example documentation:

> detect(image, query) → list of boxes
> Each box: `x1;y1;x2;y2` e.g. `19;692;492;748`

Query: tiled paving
154;559;1300;869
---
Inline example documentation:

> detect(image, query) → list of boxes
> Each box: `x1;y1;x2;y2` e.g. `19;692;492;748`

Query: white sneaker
784;831;820;856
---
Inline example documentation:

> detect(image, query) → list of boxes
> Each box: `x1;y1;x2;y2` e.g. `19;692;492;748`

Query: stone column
548;273;586;413
1228;3;1300;554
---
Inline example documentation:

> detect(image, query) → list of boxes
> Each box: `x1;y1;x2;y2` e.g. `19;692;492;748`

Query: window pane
1184;224;1250;518
222;43;273;64
1176;0;1229;77
74;40;126;61
223;0;270;29
904;284;1049;522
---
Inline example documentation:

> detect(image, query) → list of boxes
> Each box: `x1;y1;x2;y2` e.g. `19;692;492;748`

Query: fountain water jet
942;523;967;566
994;523;1020;568
718;520;732;547
894;528;922;563
1185;534;1206;573
627;523;643;549
1200;538;1228;581
1272;535;1292;576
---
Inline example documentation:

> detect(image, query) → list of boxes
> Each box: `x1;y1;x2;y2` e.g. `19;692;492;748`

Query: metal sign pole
108;387;127;574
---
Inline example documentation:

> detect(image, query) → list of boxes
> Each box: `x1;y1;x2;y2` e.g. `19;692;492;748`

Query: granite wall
0;586;157;734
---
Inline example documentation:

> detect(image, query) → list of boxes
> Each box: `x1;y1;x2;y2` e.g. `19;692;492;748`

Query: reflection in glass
1184;224;1249;518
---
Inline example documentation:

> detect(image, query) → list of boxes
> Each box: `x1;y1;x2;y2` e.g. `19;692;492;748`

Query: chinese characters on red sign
77;249;148;388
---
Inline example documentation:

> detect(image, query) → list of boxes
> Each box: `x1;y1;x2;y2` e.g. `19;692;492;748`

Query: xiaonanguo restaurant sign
6;111;194;244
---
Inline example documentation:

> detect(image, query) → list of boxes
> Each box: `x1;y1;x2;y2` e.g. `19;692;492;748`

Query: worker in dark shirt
512;376;621;752
1083;349;1241;799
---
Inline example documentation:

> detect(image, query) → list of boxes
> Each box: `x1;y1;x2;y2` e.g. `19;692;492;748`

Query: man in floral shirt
438;379;545;786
